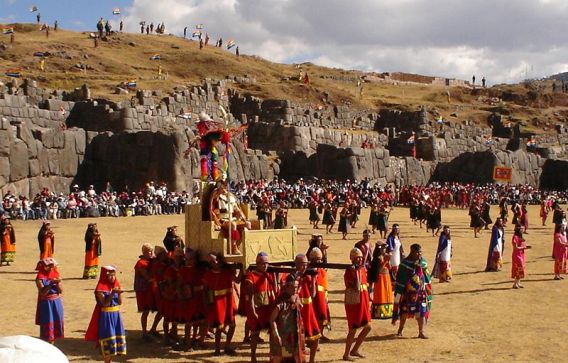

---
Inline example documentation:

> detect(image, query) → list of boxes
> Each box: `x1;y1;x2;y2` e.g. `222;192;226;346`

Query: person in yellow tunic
83;223;102;279
0;218;16;265
369;243;394;319
38;221;55;260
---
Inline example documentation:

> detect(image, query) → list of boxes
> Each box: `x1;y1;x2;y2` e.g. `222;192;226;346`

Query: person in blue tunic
85;265;126;362
35;258;64;343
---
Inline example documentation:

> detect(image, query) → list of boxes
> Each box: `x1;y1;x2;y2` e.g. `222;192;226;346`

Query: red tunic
344;266;371;330
177;265;206;323
312;268;330;329
298;275;321;341
203;269;236;328
134;257;155;312
162;265;179;321
150;260;168;315
244;270;277;331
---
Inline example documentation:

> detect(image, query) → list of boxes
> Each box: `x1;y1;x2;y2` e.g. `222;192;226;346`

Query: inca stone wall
0;78;274;196
1;76;568;195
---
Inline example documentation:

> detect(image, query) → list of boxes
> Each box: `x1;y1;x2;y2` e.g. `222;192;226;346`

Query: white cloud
123;0;568;83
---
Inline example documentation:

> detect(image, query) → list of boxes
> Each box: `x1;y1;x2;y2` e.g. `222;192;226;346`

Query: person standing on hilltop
472;75;476;86
97;18;104;38
37;13;41;24
482;76;486;88
183;26;187;38
236;46;239;57
54;20;58;31
105;20;112;36
119;21;123;32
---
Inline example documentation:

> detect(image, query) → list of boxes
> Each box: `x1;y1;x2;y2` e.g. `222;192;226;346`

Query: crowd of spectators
0;182;196;221
1;178;565;221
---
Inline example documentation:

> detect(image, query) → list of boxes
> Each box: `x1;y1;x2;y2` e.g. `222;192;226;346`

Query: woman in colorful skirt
511;226;531;289
0;218;16;266
35;258;64;343
83;223;102;279
85;266;127;362
38;221;55;260
553;224;568;280
432;226;452;283
369;243;393;319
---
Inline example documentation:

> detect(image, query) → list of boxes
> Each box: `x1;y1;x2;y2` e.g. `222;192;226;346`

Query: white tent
0;336;68;363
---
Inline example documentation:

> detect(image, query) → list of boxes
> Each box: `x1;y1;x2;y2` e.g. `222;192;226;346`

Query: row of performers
131;244;433;362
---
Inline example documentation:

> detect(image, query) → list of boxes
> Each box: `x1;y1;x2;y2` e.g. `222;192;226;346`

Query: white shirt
440;239;452;262
494;229;503;255
390;237;401;267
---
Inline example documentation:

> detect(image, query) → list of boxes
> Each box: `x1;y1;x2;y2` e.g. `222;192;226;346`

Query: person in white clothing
433;225;452;282
386;224;404;280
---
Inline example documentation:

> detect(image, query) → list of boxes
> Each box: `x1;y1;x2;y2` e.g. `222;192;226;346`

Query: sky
2;0;568;84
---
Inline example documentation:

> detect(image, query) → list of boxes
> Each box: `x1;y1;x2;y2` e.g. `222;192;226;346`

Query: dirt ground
1;204;566;362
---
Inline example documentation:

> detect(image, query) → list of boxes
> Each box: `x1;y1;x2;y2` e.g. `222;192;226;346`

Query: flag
5;69;21;78
406;135;415;144
112;8;121;15
226;40;236;49
2;28;14;35
125;80;137;89
192;31;201;38
180;113;192;120
149;54;161;60
30;5;38;12
195;24;203;29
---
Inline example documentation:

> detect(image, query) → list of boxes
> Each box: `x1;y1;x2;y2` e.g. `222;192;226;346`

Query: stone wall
229;93;378;130
431;150;543;185
247;122;387;156
2;77;568;194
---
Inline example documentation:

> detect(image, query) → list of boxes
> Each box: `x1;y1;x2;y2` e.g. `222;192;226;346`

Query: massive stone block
9;140;30;182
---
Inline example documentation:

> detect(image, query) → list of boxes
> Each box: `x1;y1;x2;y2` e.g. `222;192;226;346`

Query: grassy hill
1;23;567;133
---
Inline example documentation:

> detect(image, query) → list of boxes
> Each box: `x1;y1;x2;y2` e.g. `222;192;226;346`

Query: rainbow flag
30;5;38;12
2;28;14;35
112;8;121;15
226;40;236;49
125;80;137;89
195;24;203;29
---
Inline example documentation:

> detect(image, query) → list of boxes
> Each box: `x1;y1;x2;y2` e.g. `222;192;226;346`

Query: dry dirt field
1;204;566;362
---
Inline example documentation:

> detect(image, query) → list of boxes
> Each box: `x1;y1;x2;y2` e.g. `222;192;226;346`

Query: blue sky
1;0;131;29
2;0;568;83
